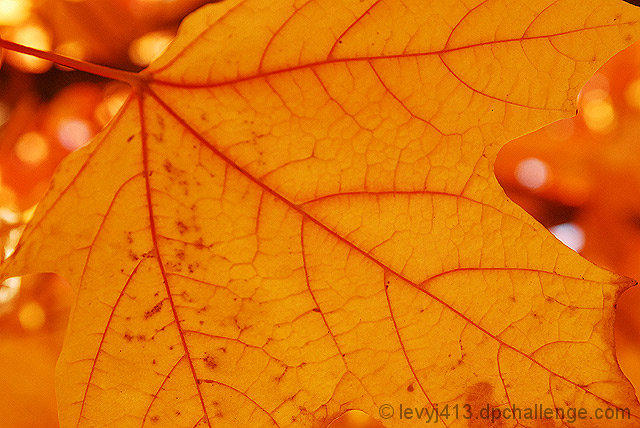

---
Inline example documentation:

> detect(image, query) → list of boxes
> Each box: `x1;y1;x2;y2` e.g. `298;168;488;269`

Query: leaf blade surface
4;0;640;426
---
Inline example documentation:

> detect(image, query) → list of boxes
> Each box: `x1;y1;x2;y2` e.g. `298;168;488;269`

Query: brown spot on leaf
176;221;188;235
204;353;217;369
144;301;164;319
142;250;154;259
194;237;206;249
466;382;507;427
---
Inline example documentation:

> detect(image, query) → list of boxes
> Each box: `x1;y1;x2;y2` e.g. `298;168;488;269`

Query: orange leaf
3;1;640;426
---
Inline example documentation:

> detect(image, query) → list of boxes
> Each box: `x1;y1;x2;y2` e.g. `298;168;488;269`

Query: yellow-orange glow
128;31;173;67
0;277;20;311
0;0;31;26
15;132;49;165
54;41;88;65
6;23;53;74
22;205;36;223
5;227;21;259
18;301;46;331
625;79;640;110
582;98;616;133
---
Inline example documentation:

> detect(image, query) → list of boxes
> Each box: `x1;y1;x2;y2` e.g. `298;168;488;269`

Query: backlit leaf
3;0;640;426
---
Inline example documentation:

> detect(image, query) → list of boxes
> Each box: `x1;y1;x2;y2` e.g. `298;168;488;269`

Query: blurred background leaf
495;41;640;404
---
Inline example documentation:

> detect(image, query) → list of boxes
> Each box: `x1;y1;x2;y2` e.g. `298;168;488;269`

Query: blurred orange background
1;1;640;427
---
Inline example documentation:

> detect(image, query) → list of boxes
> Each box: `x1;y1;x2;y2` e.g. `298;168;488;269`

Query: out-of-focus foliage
495;41;640;400
0;0;210;70
0;274;71;427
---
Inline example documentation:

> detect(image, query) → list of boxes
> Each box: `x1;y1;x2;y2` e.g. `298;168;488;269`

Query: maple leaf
2;0;640;426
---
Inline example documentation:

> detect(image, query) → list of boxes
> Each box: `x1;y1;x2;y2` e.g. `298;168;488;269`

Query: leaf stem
0;37;143;86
